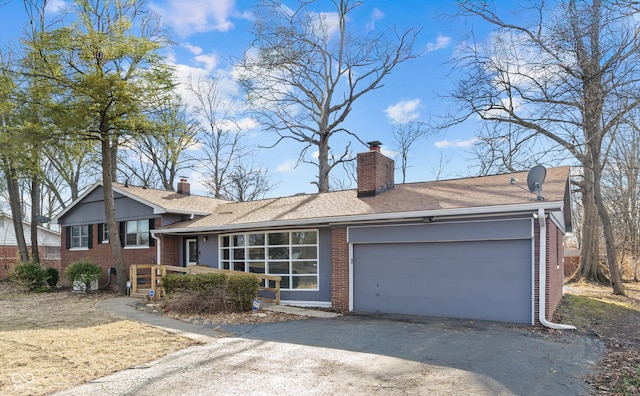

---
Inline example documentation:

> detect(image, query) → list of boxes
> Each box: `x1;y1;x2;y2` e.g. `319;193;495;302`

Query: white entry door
186;238;198;266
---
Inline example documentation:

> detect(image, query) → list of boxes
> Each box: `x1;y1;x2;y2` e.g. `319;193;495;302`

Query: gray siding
348;218;532;244
197;236;219;266
59;187;154;226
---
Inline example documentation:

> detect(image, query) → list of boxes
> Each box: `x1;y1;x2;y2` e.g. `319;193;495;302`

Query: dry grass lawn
0;283;200;396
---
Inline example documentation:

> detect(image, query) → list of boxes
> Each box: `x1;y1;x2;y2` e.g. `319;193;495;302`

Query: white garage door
352;239;532;324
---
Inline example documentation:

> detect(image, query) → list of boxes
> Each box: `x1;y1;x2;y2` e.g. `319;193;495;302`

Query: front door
186;238;198;266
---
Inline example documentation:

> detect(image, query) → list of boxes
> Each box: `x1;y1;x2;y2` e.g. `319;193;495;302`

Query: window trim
68;225;91;250
100;223;110;244
219;229;319;291
125;219;150;248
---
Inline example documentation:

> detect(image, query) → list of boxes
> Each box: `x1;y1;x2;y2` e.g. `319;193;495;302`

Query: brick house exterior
54;144;572;326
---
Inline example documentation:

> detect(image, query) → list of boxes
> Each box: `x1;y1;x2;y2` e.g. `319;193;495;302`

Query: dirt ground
555;281;640;395
0;282;199;396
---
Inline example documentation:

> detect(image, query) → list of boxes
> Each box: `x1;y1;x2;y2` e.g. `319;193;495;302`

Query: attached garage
350;218;534;324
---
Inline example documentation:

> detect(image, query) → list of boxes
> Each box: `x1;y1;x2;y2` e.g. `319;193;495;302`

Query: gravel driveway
53;302;604;396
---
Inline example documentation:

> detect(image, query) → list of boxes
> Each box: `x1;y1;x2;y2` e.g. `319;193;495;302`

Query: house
0;214;61;278
53;143;572;325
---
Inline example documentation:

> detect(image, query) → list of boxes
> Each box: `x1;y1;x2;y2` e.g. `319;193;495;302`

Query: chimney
357;141;394;197
177;178;190;196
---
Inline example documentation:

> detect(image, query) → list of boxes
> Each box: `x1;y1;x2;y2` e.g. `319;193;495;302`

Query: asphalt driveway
54;299;604;395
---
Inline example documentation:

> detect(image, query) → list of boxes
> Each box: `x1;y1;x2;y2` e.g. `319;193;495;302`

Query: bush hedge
162;272;260;314
45;267;59;289
64;260;102;293
9;261;51;292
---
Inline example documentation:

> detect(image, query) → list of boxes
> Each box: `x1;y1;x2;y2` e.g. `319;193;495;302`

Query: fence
129;264;281;304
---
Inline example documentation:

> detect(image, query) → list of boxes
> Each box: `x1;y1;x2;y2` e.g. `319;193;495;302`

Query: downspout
538;208;576;330
151;231;161;265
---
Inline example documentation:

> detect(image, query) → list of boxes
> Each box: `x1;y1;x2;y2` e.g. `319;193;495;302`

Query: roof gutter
538;208;575;330
151;200;566;235
151;231;161;265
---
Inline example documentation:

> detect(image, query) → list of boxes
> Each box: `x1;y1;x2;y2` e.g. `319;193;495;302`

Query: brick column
331;226;349;311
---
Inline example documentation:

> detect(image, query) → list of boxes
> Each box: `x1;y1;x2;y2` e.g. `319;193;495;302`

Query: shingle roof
155;166;570;232
112;183;227;215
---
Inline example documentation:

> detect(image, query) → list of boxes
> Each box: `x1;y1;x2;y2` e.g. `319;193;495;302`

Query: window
70;225;90;249
101;223;109;243
125;220;149;247
220;230;318;290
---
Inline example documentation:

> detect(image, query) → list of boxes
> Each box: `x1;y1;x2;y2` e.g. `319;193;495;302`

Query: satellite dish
527;165;546;201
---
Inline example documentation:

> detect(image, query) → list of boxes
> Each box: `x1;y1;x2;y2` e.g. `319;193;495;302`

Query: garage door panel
353;240;532;324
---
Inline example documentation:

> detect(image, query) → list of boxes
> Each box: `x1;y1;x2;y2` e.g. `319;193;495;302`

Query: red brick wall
547;219;564;319
533;217;565;324
160;235;180;266
0;246;61;279
330;226;349;311
357;150;394;197
60;219;159;289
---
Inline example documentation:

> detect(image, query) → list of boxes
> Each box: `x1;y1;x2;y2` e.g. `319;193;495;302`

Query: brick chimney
357;141;395;197
177;178;190;195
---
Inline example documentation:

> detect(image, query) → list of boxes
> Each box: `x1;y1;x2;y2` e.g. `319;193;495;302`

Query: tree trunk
30;174;40;264
593;164;626;295
5;163;29;263
574;166;608;283
101;134;127;294
317;135;330;193
110;133;119;183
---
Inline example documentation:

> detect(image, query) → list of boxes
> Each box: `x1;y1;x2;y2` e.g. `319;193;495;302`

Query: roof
110;183;227;215
52;181;228;222
0;213;61;236
154;166;571;234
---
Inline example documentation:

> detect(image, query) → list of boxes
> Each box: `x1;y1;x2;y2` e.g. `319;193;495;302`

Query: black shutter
65;226;70;250
119;222;125;247
148;218;155;246
97;223;103;244
87;224;93;249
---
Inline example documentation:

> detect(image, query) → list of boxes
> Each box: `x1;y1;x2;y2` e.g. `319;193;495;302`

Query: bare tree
187;74;247;198
444;0;640;294
119;93;199;190
223;163;276;202
391;120;432;183
602;119;640;282
236;0;420;192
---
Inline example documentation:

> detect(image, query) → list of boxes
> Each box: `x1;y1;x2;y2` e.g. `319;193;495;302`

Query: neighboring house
0;214;61;278
53;143;572;325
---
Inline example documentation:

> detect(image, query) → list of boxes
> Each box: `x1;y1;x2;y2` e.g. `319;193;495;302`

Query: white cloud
366;8;384;31
277;159;297;172
434;138;478;149
384;99;421;124
194;53;218;71
152;0;236;37
426;35;451;52
45;0;67;13
183;43;203;55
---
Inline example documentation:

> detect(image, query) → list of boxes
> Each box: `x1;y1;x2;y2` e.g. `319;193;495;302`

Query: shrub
226;275;260;312
45;267;59;289
163;272;260;314
64;260;102;293
9;261;50;292
163;273;228;294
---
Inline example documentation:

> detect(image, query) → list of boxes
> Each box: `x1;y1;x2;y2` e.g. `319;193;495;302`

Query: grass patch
0;288;200;396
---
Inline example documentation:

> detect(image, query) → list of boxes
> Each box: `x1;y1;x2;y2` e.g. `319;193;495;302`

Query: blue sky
0;0;492;198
